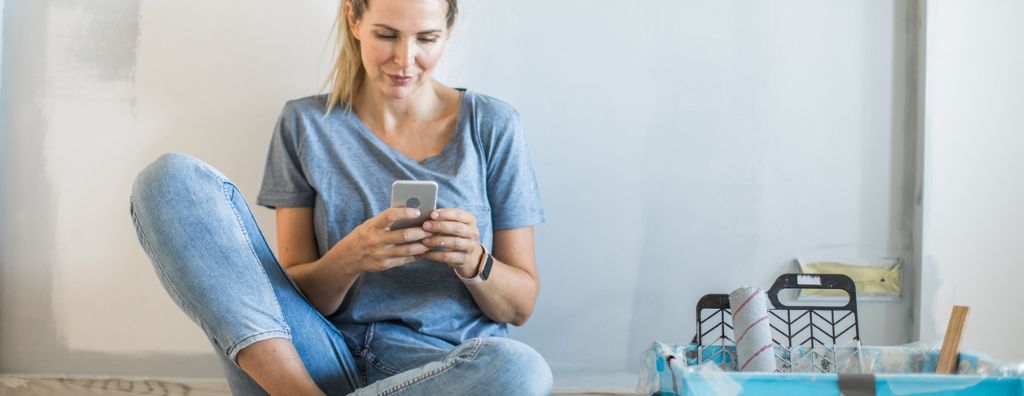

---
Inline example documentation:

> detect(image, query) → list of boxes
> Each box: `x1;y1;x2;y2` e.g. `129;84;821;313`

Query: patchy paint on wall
44;0;213;354
44;0;336;355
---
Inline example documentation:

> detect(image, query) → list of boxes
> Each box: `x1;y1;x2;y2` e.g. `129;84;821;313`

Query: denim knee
129;151;293;362
481;337;553;395
132;152;225;206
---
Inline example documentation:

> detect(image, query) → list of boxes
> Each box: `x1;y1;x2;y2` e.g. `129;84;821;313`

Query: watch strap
456;243;491;285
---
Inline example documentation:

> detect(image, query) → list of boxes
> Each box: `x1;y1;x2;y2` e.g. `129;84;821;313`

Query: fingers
421;235;473;253
356;207;482;273
373;207;422;230
419;249;480;278
379;242;431;258
419;250;472;265
380;227;434;245
378;255;418;270
429;208;476;225
420;235;481;277
422;220;476;238
362;244;428;272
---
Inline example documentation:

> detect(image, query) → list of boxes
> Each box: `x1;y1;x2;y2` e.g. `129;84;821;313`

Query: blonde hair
323;0;459;114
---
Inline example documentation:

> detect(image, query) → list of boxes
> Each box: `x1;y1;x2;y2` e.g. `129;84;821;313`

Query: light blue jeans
129;153;553;395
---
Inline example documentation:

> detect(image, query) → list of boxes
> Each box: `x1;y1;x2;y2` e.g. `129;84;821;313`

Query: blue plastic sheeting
676;373;1023;396
641;342;1024;395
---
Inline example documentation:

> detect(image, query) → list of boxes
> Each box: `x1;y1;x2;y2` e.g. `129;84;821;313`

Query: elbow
312;300;337;318
284;267;339;317
509;316;529;327
508;304;536;327
307;290;342;317
508;278;540;326
488;303;534;327
507;316;528;327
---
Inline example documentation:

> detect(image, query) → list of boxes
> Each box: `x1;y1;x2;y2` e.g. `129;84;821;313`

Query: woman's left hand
418;208;483;278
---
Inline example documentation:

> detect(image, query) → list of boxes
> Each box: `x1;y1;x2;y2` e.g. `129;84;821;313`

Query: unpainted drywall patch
44;0;338;355
49;0;140;84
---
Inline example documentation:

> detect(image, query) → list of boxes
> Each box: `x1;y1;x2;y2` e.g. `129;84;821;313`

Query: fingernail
412;209;421;217
432;211;440;219
423;222;432;229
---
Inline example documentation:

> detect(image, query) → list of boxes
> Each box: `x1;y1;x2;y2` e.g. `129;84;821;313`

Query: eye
374;32;398;40
418;37;438;44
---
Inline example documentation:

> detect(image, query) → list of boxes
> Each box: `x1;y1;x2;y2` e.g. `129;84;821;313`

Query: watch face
480;255;493;280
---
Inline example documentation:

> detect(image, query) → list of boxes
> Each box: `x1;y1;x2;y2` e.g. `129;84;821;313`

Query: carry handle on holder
692;273;860;349
767;273;858;312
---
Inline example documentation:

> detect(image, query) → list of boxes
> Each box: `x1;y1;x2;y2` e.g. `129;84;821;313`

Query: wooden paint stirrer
935;305;970;374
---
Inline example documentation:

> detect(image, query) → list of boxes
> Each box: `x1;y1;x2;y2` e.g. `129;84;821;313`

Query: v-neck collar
349;88;469;166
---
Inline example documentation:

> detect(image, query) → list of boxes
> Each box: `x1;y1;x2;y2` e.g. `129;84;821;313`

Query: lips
388;74;413;85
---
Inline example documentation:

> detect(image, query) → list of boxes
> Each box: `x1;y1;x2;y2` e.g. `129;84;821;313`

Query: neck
355;80;444;133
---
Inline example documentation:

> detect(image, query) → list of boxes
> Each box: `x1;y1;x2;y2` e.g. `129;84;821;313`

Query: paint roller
729;286;777;372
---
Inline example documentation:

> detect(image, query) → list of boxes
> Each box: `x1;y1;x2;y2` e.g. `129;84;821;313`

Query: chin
380;81;422;99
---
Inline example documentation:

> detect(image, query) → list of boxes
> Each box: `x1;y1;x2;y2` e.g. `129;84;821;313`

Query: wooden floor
0;376;229;396
0;375;636;395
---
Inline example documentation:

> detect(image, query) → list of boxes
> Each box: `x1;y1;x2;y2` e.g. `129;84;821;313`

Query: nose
393;39;415;69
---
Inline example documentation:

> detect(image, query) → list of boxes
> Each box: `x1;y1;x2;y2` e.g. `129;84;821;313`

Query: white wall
2;0;916;390
453;1;917;387
1;0;4;98
0;0;336;377
919;0;1024;362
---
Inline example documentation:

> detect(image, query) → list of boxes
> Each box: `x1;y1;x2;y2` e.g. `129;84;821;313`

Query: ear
345;2;361;40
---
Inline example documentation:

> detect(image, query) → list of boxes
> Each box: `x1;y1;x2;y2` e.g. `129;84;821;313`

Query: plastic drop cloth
639;341;1024;395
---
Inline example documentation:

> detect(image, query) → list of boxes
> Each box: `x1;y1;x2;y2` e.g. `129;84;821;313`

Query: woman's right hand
325;207;434;275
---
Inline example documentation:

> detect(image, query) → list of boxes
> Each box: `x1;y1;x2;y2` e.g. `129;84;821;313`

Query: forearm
464;258;539;326
284;255;360;317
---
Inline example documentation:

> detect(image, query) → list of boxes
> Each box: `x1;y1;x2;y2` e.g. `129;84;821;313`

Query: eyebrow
373;24;442;35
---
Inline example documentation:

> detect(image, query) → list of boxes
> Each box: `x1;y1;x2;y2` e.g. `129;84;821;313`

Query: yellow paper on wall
798;260;901;297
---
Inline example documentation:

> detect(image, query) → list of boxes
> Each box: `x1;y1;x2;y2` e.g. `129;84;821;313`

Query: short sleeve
483;109;545;230
256;102;316;209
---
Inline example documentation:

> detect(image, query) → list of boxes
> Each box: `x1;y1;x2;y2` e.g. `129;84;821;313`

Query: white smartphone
389;180;438;230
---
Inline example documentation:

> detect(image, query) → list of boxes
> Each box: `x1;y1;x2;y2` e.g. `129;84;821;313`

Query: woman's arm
419;209;540;326
275;207;433;316
463;226;540;326
275;207;360;316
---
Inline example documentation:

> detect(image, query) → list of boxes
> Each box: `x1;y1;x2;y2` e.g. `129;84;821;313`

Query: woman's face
349;0;451;100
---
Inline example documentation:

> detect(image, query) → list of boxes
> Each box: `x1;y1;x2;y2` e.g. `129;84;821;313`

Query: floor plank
0;376;229;396
1;376;636;395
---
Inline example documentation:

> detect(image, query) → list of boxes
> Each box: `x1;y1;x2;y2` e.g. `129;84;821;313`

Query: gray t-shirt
256;89;544;359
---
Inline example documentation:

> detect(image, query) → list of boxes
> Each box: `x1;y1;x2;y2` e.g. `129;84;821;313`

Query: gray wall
1;0;918;390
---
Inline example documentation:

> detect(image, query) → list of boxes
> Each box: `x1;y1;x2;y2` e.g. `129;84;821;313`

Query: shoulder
280;94;332;119
274;94;355;142
465;90;520;123
464;91;529;163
